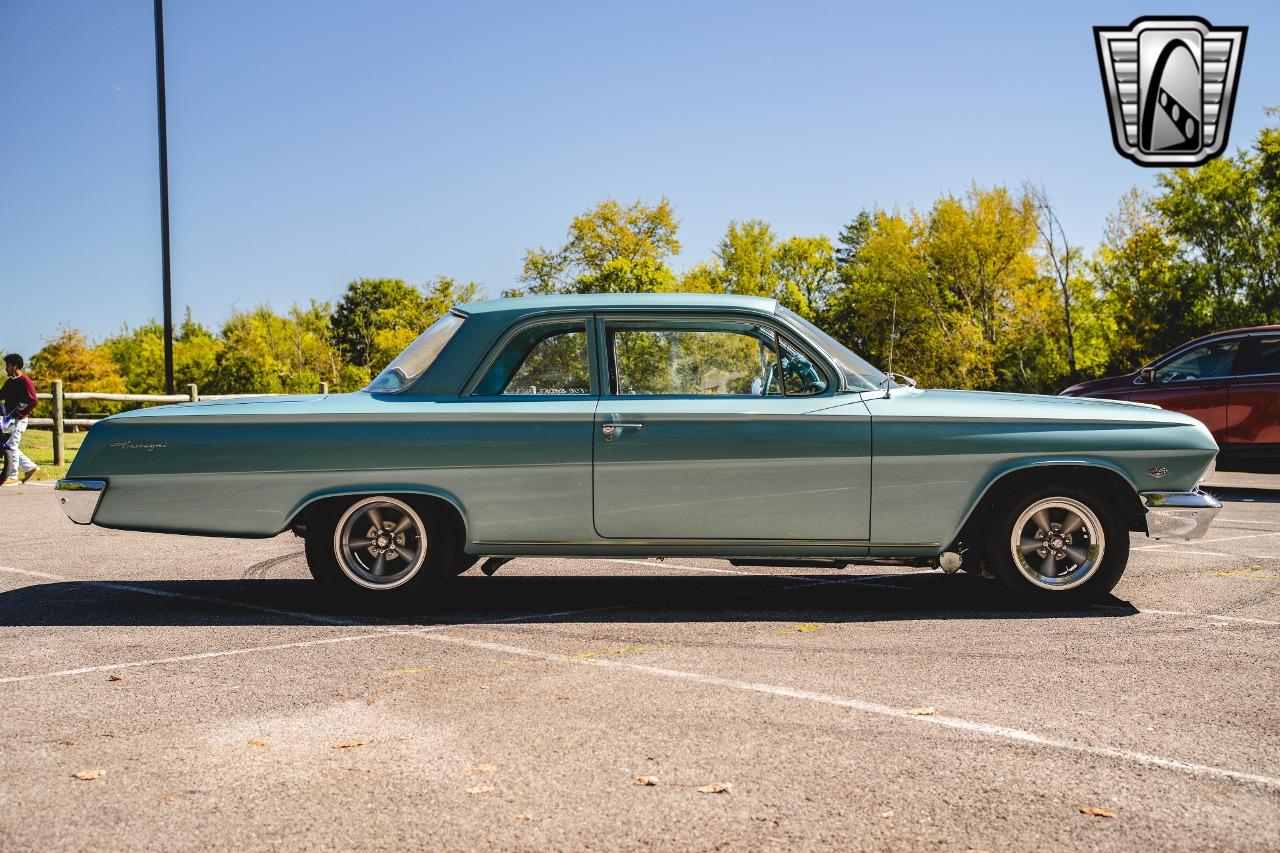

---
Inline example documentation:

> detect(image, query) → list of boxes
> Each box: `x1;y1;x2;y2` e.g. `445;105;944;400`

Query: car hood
892;388;1197;426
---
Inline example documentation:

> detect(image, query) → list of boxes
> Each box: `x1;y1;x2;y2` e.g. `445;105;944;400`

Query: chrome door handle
601;422;643;442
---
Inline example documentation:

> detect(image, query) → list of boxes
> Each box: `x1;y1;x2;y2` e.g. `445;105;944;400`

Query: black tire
983;483;1129;605
304;495;457;600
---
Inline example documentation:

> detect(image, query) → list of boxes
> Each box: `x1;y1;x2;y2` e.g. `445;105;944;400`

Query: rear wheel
305;495;455;599
983;484;1129;604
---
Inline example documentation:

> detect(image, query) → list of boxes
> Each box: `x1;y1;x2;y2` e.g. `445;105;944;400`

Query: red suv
1060;327;1280;472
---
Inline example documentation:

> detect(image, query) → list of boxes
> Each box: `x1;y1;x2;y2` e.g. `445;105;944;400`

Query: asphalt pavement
0;480;1277;851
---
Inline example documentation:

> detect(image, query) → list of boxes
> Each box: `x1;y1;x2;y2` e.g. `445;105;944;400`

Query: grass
7;428;86;481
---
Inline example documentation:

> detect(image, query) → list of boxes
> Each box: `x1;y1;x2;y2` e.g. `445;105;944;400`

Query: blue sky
2;1;1276;359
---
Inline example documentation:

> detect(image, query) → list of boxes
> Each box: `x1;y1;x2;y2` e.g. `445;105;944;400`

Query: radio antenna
885;295;898;397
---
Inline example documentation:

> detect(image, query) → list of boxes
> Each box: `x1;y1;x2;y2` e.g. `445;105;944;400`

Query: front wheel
305;495;454;599
983;484;1129;604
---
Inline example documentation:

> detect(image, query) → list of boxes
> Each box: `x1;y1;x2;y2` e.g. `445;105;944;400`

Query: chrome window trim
1133;331;1280;385
594;309;842;398
460;313;598;399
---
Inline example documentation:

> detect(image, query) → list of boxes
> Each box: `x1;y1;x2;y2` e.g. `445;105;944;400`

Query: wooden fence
27;380;330;466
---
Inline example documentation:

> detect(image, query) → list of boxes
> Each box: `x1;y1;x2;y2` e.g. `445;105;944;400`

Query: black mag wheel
305;495;455;599
984;483;1129;604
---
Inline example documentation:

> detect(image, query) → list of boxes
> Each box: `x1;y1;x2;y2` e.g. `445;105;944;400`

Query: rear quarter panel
68;394;596;541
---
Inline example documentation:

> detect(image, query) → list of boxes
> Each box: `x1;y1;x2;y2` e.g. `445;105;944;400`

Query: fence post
318;381;329;395
188;383;199;402
51;380;65;466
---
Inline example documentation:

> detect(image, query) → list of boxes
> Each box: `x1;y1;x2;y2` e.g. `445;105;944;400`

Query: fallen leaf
71;769;105;780
696;782;732;794
793;623;821;633
466;785;495;795
1249;565;1265;571
1080;806;1115;818
907;706;936;716
467;763;498;775
107;675;124;682
567;652;598;660
332;740;367;749
365;699;375;706
390;667;429;676
247;739;266;747
634;775;659;786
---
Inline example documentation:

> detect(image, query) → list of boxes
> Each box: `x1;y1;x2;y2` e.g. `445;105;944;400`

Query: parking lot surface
0;482;1277;851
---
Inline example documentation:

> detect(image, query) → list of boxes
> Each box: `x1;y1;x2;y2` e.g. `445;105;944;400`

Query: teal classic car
56;294;1221;603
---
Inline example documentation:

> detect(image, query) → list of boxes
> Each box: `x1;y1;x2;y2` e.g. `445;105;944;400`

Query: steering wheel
782;355;825;394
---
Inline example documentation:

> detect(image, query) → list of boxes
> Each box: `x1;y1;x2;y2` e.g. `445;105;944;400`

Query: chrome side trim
1141;489;1222;540
476;539;939;548
55;479;107;525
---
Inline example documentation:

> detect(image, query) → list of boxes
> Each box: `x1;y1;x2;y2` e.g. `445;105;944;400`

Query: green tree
330;278;426;370
215;304;343;394
825;186;1059;391
29;326;126;393
518;197;681;294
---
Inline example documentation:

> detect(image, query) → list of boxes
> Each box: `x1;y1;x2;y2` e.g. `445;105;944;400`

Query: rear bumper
1141;489;1222;540
55;479;106;525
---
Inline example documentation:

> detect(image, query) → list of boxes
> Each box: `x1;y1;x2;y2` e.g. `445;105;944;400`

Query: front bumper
55;479;106;525
1141;489;1222;540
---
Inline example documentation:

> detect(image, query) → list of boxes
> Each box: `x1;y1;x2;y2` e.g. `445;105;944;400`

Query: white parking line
417;630;1280;792
1141;530;1280;551
608;560;1280;627
0;632;392;684
0;564;357;626
1214;517;1280;527
1132;546;1280;560
0;563;853;685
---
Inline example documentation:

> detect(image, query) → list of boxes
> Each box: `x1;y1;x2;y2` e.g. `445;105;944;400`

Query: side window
611;326;777;396
474;322;591;396
1153;339;1240;383
1239;336;1280;377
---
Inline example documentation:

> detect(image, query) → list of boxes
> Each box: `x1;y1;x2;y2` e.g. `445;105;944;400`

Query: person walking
1;354;40;485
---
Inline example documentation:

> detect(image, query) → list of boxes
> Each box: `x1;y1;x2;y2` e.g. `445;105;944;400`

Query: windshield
364;311;466;393
775;307;886;391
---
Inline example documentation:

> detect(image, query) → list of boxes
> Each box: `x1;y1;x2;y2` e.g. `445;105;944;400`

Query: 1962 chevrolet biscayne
56;294;1222;603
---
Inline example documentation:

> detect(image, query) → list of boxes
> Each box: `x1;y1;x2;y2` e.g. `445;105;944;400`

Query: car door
1226;332;1280;465
1129;336;1242;444
591;315;871;541
439;315;600;544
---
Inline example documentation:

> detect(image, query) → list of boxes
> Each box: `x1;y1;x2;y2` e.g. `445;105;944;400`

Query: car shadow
0;572;1140;628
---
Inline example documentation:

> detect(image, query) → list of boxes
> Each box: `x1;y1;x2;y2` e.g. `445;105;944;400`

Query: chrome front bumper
1141;489;1222;540
55;479;106;525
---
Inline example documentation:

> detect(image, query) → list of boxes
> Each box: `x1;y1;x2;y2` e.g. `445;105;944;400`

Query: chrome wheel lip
1009;497;1106;591
333;496;428;591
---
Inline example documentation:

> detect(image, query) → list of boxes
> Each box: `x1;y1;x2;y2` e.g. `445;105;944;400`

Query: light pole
153;0;174;394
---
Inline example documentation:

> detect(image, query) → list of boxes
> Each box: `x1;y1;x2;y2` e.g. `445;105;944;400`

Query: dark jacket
1;374;38;419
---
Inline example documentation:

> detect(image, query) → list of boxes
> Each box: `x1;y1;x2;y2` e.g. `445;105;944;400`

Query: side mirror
1139;366;1157;385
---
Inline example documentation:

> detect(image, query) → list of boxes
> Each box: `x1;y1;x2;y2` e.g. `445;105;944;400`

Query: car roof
456;292;780;316
1174;325;1280;351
